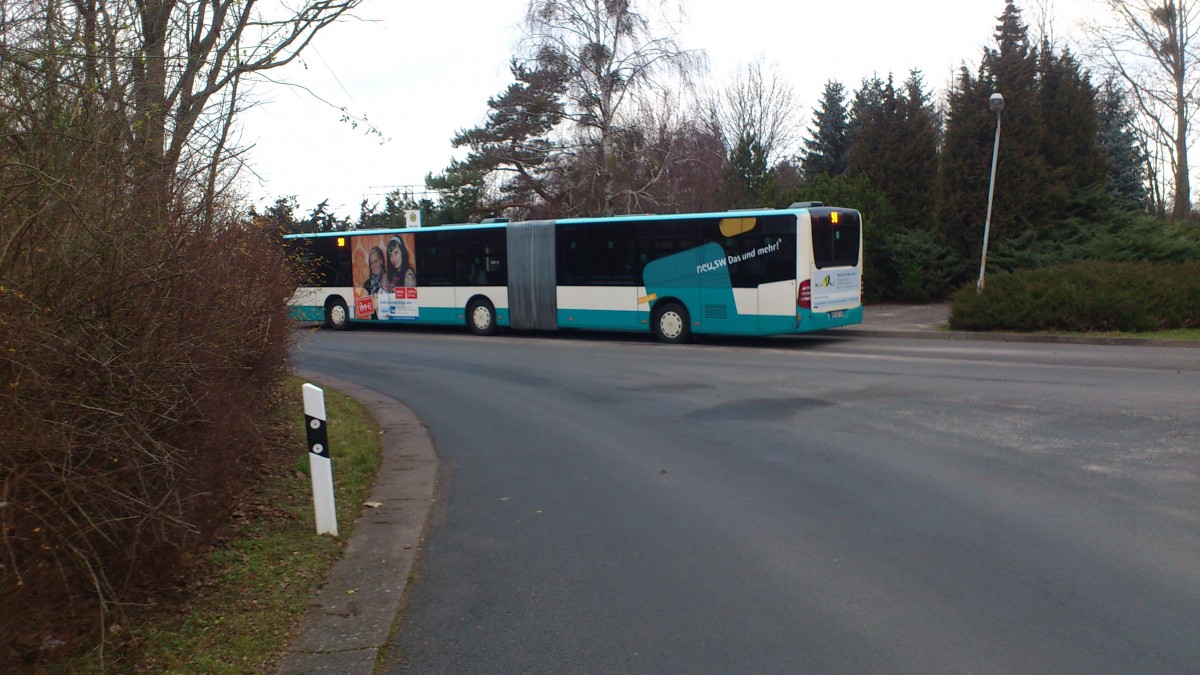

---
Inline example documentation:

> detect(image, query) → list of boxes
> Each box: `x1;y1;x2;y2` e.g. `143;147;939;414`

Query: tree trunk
134;0;175;222
1173;85;1191;218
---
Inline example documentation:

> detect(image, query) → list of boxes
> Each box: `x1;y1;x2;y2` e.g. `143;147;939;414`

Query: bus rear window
810;209;860;269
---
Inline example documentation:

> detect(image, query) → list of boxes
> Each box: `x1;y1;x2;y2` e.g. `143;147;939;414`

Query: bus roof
280;206;841;239
281;222;503;239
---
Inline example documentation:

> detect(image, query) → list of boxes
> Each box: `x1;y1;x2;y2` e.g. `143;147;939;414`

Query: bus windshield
810;209;861;269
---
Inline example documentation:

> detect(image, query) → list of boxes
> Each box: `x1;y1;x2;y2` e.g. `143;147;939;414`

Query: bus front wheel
467;298;497;336
653;302;691;344
326;298;350;331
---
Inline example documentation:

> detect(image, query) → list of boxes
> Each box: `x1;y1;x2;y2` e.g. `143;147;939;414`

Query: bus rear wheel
653;302;691;344
326;298;350;331
467;298;497;336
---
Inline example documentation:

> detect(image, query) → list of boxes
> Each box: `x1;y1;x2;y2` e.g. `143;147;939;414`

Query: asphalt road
293;327;1200;674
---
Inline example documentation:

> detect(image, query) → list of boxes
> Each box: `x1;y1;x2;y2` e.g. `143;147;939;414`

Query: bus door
638;224;700;329
587;224;640;330
696;240;742;334
755;231;797;334
713;216;770;334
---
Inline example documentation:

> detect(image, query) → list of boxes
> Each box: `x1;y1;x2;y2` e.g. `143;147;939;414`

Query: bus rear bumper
797;306;863;332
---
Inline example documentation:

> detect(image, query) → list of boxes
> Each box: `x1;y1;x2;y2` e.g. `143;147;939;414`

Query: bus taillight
798;279;811;309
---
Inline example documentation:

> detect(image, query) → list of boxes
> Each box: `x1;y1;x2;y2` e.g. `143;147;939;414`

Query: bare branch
1087;0;1200;216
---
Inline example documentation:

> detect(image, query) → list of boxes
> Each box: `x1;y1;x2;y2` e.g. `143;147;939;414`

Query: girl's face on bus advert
393;236;412;267
369;249;383;276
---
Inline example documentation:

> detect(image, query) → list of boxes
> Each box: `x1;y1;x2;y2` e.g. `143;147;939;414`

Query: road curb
834;328;1200;348
277;371;437;675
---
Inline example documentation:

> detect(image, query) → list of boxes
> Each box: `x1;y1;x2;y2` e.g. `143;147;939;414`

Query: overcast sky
237;0;1100;218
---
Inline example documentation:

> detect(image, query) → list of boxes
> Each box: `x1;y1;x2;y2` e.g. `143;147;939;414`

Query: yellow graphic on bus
638;293;659;305
719;217;757;238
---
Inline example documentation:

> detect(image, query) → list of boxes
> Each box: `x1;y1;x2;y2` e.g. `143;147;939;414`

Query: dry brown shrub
0;116;297;666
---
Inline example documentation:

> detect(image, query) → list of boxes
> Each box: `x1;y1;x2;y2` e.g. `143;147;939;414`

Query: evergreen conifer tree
847;72;952;300
982;0;1052;235
848;72;940;232
427;59;569;219
259;196;302;234
847;75;892;183
1096;76;1150;211
728;130;776;207
801;80;851;178
894;71;942;231
1036;41;1107;214
940;0;1050;261
939;65;999;261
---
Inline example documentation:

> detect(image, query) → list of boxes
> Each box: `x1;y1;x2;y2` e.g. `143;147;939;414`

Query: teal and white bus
285;204;862;343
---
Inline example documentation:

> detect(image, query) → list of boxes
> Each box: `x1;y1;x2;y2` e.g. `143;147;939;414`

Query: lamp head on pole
989;92;1005;113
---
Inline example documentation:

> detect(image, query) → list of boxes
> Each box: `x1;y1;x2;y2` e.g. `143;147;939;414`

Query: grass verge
63;375;382;673
1014;328;1200;341
1091;328;1200;341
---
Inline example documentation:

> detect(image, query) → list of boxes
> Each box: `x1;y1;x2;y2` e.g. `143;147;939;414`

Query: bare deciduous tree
523;0;705;215
0;0;358;660
703;57;800;167
1089;0;1200;218
0;0;362;222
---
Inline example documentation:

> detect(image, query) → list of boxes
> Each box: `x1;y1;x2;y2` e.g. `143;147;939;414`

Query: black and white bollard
303;383;338;536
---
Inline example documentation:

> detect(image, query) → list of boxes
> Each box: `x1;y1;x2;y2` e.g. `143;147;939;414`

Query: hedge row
949;261;1200;332
1;201;297;662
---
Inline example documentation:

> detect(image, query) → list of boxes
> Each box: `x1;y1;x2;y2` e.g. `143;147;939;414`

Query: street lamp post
977;92;1004;294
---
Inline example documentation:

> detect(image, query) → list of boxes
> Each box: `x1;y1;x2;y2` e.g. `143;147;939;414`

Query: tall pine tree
847;75;893;185
940;1;1049;261
427;59;569;219
1036;40;1107;216
801;80;851;179
727;130;776;208
847;71;940;233
894;71;941;231
940;0;1115;272
1096;76;1150;211
847;72;953;301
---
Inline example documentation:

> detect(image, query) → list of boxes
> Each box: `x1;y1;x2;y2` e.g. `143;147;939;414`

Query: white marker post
302;383;338;536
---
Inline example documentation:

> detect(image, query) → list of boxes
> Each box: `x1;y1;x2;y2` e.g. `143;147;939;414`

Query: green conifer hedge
949;261;1200;332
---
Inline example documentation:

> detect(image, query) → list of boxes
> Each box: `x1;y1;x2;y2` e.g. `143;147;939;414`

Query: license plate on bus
828;310;844;319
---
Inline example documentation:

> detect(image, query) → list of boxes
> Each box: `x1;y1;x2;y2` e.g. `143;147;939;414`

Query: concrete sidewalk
853;303;952;333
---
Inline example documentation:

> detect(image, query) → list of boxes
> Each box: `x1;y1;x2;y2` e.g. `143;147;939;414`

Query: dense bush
879;228;965;303
948;261;1200;332
0;129;297;661
989;212;1200;271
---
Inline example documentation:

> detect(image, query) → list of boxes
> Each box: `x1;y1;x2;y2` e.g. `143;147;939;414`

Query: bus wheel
653;302;691;344
326;298;350;331
467;298;497;336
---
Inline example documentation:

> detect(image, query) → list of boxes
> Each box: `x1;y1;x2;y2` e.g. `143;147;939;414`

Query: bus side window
482;244;505;285
453;246;481;286
587;222;635;286
740;239;769;287
557;225;587;285
418;233;454;286
309;237;352;286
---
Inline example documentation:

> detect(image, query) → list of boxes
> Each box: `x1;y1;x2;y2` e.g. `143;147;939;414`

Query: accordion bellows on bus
283;205;863;343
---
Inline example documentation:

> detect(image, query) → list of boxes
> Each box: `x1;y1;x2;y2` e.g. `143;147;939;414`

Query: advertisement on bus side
351;233;418;320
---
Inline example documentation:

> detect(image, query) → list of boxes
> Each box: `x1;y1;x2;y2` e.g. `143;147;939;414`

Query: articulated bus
284;204;862;343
